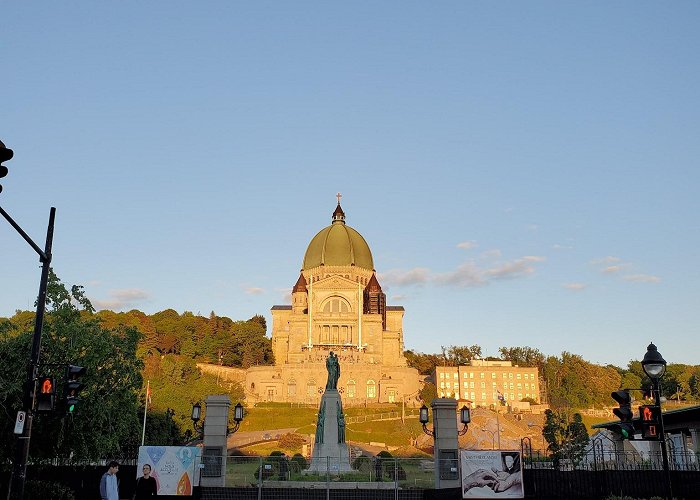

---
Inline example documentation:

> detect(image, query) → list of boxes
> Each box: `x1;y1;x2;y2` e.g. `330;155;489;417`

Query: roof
302;203;374;271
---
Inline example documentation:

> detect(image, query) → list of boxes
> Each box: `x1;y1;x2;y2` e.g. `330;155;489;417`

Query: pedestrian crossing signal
36;377;56;412
640;404;661;441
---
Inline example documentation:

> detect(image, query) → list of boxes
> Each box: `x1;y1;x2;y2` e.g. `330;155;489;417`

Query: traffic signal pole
1;206;55;500
652;378;672;500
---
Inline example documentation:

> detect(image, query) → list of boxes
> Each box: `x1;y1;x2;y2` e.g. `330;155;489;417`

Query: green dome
302;204;374;271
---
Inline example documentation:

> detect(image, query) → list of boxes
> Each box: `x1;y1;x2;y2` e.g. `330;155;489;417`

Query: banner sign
461;450;524;498
137;446;202;496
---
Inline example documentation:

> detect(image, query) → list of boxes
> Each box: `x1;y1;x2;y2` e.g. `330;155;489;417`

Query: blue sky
2;2;698;368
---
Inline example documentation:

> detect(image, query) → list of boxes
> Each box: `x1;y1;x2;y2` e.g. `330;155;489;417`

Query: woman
134;463;158;499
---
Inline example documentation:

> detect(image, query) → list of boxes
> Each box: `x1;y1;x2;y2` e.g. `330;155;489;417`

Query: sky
1;2;699;368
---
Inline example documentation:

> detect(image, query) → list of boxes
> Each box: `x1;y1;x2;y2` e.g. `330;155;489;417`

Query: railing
344;409;420;424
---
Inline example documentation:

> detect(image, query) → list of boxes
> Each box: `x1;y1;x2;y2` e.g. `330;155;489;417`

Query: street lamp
641;342;672;500
527;422;545;453
419;404;470;438
230;402;244;433
191;402;204;438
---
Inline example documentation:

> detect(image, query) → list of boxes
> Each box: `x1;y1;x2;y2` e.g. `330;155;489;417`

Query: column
201;395;231;487
432;398;460;489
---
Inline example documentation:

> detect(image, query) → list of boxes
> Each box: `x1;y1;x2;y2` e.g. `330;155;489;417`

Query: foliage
404;350;443;375
499;346;545;368
542;409;589;468
0;270;144;462
96;309;273;368
419;382;437;405
352;455;372;471
278;432;306;448
290;453;307;470
24;480;75;500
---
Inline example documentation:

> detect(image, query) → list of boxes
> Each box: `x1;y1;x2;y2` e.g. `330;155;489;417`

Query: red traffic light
36;377;56;412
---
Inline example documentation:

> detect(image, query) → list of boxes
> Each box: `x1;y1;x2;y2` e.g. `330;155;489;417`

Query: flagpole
141;380;150;446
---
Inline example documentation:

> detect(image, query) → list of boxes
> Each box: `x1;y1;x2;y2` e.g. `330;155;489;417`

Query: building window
480;382;485;389
464;382;469;388
470;373;474;379
455;392;460;399
453;372;458;379
517;373;521;380
367;380;376;398
481;392;487;400
518;393;522;400
470;382;474;389
510;393;515;400
509;382;514;390
502;373;507;379
480;373;485;379
509;373;513;379
307;381;316;396
463;372;468;378
440;382;445;389
287;380;297;396
491;372;496;379
517;383;522;390
348;380;356;398
322;296;351;314
440;372;445;379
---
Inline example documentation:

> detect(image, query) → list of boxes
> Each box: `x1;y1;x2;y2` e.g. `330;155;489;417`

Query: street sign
640;404;661;440
14;411;26;435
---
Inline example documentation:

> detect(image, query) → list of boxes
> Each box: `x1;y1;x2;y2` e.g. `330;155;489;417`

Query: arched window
288;380;297;396
307;380;316;396
347;380;356;398
321;296;351;314
366;380;376;399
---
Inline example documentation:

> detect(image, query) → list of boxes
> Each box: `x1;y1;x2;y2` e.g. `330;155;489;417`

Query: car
263;433;271;440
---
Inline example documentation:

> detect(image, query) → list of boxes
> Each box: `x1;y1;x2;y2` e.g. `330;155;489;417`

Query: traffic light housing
640;404;662;440
611;390;635;439
36;377;56;412
0;139;13;194
65;365;86;413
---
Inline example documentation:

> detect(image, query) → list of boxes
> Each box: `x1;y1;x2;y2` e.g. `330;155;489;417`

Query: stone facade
244;202;422;405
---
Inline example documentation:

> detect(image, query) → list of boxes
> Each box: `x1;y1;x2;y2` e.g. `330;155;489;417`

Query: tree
0;270;144;462
542;409;589;468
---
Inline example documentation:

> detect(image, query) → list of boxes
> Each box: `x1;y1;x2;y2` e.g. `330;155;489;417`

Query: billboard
137;446;202;496
460;450;524;498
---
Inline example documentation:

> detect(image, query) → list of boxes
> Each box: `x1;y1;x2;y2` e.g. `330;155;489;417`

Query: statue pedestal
308;390;352;473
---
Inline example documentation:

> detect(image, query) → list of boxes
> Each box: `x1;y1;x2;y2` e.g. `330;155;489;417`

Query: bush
352;455;372;472
290;453;307;471
278;433;306;448
377;450;393;458
24;480;75;500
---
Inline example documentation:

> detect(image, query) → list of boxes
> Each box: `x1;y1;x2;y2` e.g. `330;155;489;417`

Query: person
278;454;289;481
134;463;158;498
99;461;119;500
374;456;383;482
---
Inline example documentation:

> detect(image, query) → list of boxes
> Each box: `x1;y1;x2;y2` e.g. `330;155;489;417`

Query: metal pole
7;207;55;500
496;409;501;450
654;378;673;500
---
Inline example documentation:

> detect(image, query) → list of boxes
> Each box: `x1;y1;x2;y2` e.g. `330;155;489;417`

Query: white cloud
623;274;661;283
602;265;625;274
245;287;265;295
435;262;486;287
563;283;587;290
457;241;477;250
379;268;431;286
485;256;545;280
93;288;149;311
552;244;574;250
591;256;622;265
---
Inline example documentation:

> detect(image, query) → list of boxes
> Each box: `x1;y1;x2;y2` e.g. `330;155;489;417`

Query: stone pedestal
431;398;460;489
201;395;231;487
308;390;352;473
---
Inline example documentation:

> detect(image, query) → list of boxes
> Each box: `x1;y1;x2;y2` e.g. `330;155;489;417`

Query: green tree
0;270;143;462
542;409;589;468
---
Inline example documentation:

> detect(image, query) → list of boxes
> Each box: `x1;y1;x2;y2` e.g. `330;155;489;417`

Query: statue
315;400;326;444
325;351;340;390
337;401;346;444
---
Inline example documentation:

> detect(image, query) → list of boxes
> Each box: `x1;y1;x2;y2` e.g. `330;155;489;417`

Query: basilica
243;200;423;405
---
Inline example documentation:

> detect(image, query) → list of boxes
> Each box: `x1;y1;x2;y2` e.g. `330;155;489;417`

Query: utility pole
1;141;57;500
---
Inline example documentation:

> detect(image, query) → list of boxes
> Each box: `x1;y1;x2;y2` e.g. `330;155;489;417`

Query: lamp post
482;428;501;450
641;342;672;500
419;404;470;437
191;401;245;439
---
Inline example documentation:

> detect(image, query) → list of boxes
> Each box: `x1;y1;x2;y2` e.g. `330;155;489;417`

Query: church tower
246;197;421;404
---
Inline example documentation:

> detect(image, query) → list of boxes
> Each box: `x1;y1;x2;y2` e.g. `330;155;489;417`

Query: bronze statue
325;351;340;390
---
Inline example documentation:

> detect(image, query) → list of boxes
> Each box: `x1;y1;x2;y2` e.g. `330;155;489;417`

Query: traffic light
640;404;661;440
36;377;56;412
65;365;86;413
611;390;635;439
0;139;13;194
